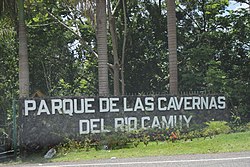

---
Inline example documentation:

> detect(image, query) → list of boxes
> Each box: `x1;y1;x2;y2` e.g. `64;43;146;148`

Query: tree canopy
0;0;249;121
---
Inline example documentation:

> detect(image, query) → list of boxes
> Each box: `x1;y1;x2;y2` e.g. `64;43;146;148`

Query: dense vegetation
0;0;249;124
24;128;250;162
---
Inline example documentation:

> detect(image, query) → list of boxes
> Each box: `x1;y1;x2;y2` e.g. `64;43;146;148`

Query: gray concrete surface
1;151;250;167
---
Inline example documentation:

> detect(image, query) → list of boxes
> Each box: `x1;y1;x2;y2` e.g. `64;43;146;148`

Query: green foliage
203;121;231;137
132;138;140;148
25;0;98;96
84;138;91;152
183;130;201;141
124;1;168;93
0;0;249;143
45;120;250;159
55;137;84;156
52;124;247;159
99;132;131;150
0;17;16;40
142;134;150;146
0;12;18;127
230;115;250;132
55;131;133;155
205;61;227;93
0;128;5;134
20;131;250;162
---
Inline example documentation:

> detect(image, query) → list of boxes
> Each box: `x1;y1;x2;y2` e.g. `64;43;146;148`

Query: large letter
151;116;160;128
51;99;63;114
209;97;218;109
218;96;226;109
183;115;192;128
174;97;183;110
114;118;124;131
74;99;84;114
100;119;110;133
192;96;201;110
201;97;209;109
90;119;101;134
184;97;192;110
85;98;95;113
24;100;36;116
128;117;137;131
123;97;133;112
99;98;109;112
145;97;154;111
63;99;73;116
134;98;144;111
79;120;90;134
37;100;50;115
161;116;174;128
158;97;167;111
141;116;150;129
167;97;177;110
110;98;119;112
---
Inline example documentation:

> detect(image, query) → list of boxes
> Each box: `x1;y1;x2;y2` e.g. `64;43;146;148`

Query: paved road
2;151;250;167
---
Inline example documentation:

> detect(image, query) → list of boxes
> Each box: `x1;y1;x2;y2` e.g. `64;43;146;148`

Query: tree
96;0;109;95
107;0;120;95
24;0;99;96
123;1;168;94
37;0;128;95
107;0;128;95
0;17;18;122
18;0;29;97
167;0;178;94
121;0;127;95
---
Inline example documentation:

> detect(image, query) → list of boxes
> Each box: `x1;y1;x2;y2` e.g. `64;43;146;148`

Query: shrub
246;122;250;131
56;138;83;155
182;130;201;141
143;134;150;146
203;121;231;138
93;131;132;150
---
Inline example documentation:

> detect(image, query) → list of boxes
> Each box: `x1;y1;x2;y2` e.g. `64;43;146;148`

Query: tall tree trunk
96;0;109;95
121;0;127;95
107;0;120;96
167;0;178;94
18;0;29;98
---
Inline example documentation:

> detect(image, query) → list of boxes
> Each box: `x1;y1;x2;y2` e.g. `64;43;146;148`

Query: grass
17;131;250;164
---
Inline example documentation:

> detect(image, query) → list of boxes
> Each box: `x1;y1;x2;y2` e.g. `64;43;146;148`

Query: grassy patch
11;131;250;164
49;131;250;162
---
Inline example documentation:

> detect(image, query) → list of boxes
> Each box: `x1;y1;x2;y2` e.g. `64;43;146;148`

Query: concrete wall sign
19;95;228;150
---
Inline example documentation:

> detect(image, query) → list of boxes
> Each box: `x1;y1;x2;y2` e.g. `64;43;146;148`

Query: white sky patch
223;0;249;16
227;0;249;10
68;40;82;58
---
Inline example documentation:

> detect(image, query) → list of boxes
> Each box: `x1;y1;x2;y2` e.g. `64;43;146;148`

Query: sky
227;0;249;10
